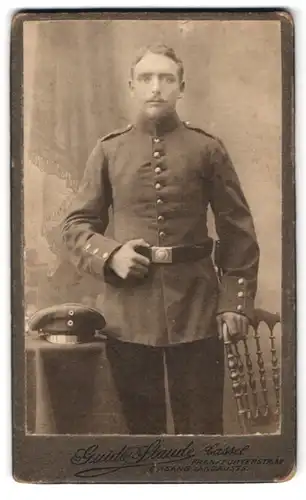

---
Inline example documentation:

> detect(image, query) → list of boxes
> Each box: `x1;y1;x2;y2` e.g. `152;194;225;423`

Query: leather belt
136;240;213;264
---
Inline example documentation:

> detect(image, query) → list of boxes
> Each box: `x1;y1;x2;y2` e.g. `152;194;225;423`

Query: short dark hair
130;43;184;81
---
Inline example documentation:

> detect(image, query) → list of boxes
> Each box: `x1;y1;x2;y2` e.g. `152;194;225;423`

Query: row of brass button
153;137;166;240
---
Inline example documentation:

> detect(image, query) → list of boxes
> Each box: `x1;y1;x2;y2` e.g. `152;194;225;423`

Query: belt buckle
151;246;173;263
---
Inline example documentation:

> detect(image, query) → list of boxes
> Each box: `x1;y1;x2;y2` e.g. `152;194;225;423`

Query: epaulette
100;124;133;142
183;121;217;141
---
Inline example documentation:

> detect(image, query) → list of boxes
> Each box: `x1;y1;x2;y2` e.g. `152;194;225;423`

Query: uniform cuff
82;234;122;280
216;275;255;322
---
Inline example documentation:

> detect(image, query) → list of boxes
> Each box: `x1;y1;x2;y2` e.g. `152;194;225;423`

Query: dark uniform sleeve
209;138;260;322
61;140;122;279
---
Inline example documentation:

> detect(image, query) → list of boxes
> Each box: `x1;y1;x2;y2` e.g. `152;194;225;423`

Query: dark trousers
106;336;224;435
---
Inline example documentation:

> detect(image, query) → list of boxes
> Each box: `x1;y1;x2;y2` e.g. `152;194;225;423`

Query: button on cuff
216;275;254;322
82;235;122;277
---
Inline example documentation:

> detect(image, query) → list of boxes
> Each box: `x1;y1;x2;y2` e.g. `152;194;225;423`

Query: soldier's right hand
107;239;151;279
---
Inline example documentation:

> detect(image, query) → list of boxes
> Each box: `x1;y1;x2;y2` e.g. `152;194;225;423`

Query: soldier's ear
178;80;185;98
129;79;134;93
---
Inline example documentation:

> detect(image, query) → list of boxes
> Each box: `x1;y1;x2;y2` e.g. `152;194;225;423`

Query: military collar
135;111;181;137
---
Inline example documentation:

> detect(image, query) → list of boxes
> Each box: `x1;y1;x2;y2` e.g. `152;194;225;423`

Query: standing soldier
61;43;260;435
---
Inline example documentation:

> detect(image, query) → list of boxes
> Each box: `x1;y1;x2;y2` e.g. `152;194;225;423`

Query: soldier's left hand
216;312;249;342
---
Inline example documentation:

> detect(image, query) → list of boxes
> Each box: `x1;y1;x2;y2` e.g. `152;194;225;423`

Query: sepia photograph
12;10;295;483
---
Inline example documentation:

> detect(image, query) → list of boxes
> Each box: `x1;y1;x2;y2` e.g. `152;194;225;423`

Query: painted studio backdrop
23;19;282;433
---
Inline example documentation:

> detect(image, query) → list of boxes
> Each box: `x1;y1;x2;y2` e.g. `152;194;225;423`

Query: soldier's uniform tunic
62;112;260;434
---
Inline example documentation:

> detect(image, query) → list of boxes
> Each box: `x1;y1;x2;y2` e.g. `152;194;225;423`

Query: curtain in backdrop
26;21;120;308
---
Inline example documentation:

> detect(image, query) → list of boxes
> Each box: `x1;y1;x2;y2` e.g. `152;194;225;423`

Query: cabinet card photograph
12;10;295;483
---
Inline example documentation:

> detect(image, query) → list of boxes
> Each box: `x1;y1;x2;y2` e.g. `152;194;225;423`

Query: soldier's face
129;52;185;119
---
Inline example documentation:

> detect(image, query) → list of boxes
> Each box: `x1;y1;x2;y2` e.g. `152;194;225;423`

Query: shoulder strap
183;121;216;141
101;123;133;142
